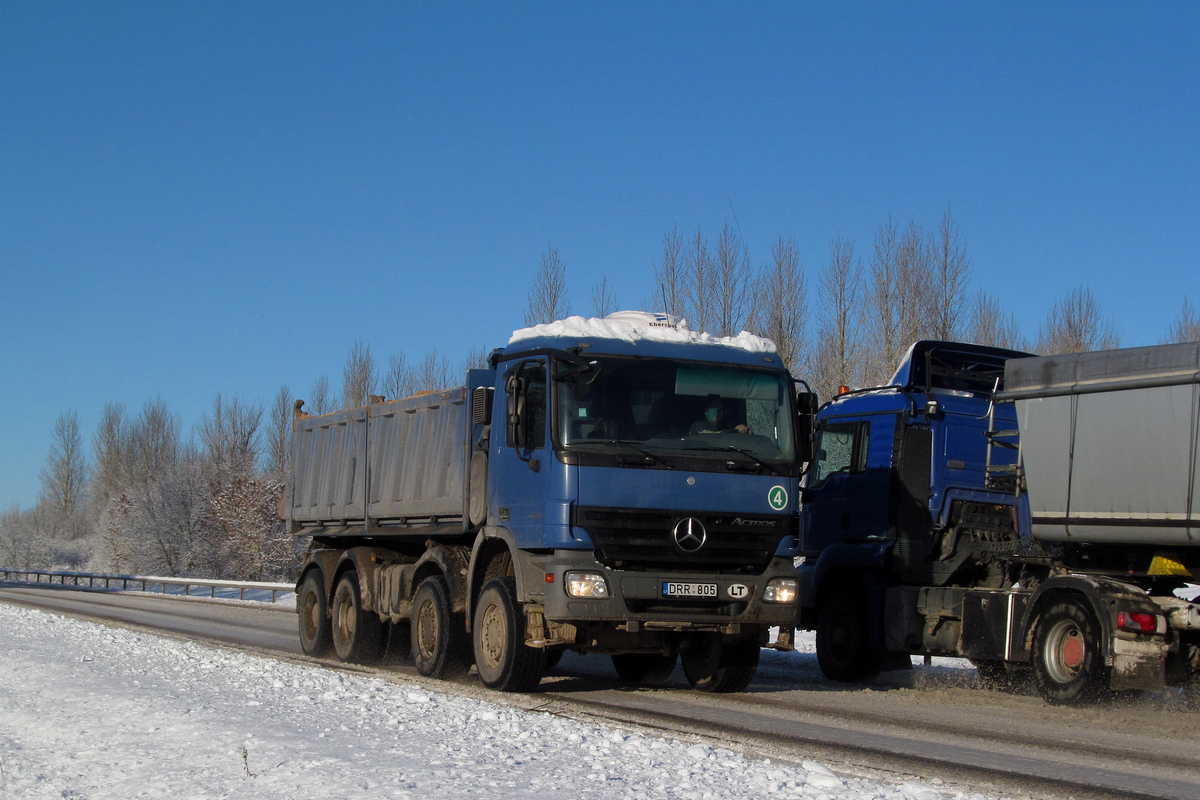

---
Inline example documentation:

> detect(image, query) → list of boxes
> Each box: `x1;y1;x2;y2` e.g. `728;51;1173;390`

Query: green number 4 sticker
767;485;788;511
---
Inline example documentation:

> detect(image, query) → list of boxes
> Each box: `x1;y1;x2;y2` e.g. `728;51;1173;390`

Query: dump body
999;342;1200;545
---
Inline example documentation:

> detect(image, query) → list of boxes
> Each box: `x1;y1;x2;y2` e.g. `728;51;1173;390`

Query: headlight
763;577;798;604
566;571;610;599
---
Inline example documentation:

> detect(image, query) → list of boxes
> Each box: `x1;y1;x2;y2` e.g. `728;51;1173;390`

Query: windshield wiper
683;445;783;476
578;440;676;469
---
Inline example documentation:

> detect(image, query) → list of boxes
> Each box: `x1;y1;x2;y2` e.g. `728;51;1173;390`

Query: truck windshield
555;356;795;462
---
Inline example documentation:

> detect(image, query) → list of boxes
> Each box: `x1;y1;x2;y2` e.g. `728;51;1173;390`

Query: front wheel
298;570;333;657
815;586;881;682
1032;598;1108;704
473;578;545;692
681;635;759;693
331;570;385;664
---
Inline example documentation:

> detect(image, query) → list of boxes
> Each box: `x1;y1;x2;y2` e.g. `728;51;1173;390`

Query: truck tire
816;587;881;682
331;570;385;664
1032;598;1109;704
612;653;677;684
411;575;470;678
473;577;545;692
298;570;333;657
681;634;759;693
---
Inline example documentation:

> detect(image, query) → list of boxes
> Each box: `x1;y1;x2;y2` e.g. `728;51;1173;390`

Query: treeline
528;210;1200;399
0;344;485;577
6;210;1199;575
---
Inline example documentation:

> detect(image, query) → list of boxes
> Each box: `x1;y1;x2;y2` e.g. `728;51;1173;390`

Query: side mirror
505;370;529;449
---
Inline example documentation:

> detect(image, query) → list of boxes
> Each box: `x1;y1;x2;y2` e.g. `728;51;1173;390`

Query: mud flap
1110;637;1168;691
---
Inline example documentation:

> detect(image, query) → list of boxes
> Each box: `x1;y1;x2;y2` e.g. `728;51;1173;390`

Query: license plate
662;582;718;598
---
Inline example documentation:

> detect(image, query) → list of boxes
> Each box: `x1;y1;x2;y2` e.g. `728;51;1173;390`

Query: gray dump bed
284;386;471;535
999;342;1200;545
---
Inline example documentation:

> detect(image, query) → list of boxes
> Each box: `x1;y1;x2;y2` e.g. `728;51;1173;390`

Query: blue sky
2;3;1198;511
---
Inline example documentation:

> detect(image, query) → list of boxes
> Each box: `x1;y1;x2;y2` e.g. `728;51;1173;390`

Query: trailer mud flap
1111;637;1168;692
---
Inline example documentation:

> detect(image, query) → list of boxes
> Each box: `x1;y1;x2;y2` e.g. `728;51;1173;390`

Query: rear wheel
1033;598;1108;704
612;653;677;684
411;575;470;678
681;635;759;693
331;570;385;664
298;570;333;657
473;578;545;692
816;586;881;682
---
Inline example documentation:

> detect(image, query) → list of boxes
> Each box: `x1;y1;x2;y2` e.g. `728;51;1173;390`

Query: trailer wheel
411;575;470;678
681;634;759;693
298;570;333;657
473;577;545;692
331;570;385;664
816;587;881;682
612;653;677;684
1033;598;1108;704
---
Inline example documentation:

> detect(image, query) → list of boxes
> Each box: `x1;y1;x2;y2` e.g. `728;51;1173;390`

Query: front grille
573;506;791;574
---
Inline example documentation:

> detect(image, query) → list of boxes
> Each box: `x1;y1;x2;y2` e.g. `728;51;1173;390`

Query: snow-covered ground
0;602;1003;800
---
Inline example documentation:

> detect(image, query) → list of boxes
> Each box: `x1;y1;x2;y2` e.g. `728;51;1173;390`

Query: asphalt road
4;582;1199;800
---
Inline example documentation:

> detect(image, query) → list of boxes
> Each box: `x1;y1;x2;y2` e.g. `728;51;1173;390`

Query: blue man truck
284;312;808;693
799;340;1200;704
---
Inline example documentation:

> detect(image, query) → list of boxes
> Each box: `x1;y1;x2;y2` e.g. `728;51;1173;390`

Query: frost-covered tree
197;394;262;477
39;410;88;536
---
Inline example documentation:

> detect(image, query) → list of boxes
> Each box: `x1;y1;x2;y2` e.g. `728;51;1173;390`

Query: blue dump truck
284;312;809;693
799;340;1200;704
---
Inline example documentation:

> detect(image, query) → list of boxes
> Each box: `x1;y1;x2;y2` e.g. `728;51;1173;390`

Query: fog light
763;577;798;604
566;571;610;599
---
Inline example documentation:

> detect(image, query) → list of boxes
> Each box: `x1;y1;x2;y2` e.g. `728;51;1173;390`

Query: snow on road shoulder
0;604;994;800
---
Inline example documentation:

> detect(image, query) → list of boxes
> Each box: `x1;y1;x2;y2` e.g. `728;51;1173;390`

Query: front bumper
528;550;799;630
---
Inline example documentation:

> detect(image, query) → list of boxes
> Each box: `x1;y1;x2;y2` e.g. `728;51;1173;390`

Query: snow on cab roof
509;311;777;354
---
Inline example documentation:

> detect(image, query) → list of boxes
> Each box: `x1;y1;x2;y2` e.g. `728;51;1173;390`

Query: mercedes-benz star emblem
672;517;707;553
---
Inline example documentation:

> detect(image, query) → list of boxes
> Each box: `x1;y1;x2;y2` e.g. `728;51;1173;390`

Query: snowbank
510;312;777;354
0;603;995;800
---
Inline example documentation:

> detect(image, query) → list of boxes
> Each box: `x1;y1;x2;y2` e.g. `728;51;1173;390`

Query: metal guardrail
0;568;295;604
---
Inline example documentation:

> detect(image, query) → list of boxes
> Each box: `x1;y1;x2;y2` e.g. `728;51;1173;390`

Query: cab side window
812;421;870;485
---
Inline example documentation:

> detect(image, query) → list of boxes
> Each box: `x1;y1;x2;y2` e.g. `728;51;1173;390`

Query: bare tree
524;244;570;326
812;234;864;399
653;225;685;317
930;208;972;340
197;394;263;476
863;218;901;384
415;350;453;392
591;274;617;318
683;227;713;332
341;339;376;409
91;403;126;510
1036;286;1121;354
1165;298;1200;343
969;290;1026;351
39;410;88;537
265;385;292;478
126;399;179;488
755;235;807;374
461;345;491;372
308;376;331;415
381;352;414;400
712;222;755;336
895;220;934;347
